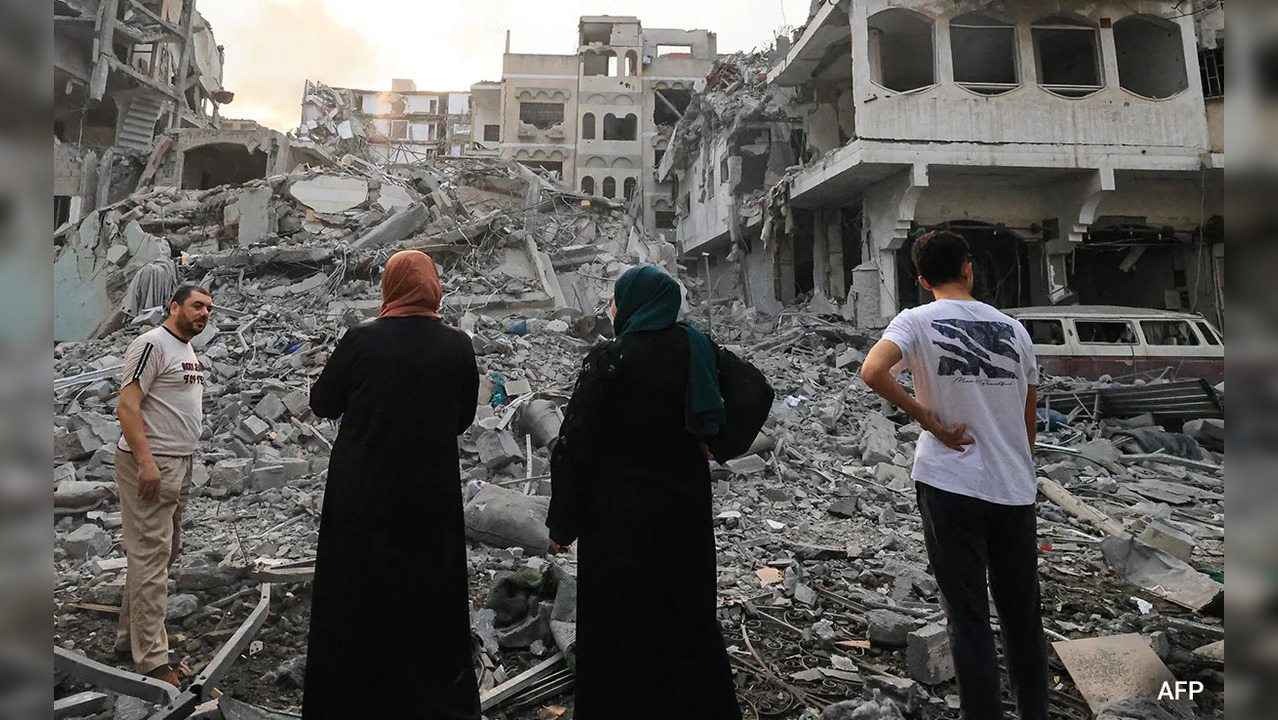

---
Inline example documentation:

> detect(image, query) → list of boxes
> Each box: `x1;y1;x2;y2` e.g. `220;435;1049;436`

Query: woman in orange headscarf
303;251;481;719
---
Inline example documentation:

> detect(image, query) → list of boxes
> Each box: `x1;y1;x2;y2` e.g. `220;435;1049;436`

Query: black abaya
548;327;742;720
303;316;480;720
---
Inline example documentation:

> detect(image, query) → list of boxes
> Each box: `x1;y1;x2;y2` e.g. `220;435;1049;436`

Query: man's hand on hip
920;410;975;452
137;460;163;504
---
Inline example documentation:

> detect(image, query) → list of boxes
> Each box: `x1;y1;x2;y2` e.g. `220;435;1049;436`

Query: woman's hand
549;538;570;554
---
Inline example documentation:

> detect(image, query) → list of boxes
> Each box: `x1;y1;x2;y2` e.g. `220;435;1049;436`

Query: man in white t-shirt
114;285;211;686
861;231;1046;720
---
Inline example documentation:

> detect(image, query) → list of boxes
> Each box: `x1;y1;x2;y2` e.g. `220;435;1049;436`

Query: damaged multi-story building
489;16;718;235
299;79;473;164
54;0;234;225
665;0;1225;328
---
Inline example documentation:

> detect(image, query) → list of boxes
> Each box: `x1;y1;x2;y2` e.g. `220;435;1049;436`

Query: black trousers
916;482;1049;720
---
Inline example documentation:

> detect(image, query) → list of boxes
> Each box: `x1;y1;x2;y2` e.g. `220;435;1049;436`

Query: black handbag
704;345;774;461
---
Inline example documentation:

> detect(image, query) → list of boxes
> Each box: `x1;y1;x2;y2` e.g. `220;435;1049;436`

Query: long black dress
548;327;742;720
303;316;480;720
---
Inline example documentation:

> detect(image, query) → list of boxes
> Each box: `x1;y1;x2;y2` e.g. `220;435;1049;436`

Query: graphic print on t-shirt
930;318;1020;378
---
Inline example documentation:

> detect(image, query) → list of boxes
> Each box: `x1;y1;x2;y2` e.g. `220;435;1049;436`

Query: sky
198;0;816;133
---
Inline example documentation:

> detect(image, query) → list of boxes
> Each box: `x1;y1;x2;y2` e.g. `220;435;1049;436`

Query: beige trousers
114;448;192;674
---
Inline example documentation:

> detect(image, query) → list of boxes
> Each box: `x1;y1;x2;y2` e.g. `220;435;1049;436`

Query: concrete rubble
53;158;1225;720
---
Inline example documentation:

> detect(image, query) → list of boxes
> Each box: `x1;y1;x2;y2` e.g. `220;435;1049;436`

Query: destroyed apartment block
55;0;235;227
299;78;474;166
664;1;1224;331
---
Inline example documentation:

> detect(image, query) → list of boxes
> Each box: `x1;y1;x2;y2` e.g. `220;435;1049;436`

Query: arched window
1032;15;1103;97
581;113;596;140
1114;15;1188;99
623;177;637;200
581;176;595;195
625;51;639;76
867;9;936;92
950;12;1019;95
602;176;616;198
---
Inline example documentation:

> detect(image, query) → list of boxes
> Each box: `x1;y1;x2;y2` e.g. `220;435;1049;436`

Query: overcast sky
198;0;815;132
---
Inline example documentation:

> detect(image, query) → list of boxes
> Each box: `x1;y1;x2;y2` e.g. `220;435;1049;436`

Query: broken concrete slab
373;184;416;212
1137;520;1196;564
288;175;370;214
1100;533;1222;610
1052;634;1184;713
350;202;429;249
234;187;273;247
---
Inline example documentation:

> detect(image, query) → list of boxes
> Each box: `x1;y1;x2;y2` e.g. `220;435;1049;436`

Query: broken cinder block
866;609;916;647
907;622;955;684
236;415;271;443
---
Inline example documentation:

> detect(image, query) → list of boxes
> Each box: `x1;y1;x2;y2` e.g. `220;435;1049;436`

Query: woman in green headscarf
548;266;742;720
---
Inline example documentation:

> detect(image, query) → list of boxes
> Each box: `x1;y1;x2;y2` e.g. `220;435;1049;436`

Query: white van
1004;306;1223;383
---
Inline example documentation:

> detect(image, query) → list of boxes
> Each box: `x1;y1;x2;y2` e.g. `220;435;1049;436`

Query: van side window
1196;321;1221;346
1021;319;1065;345
1076;320;1137;344
1141;320;1200;346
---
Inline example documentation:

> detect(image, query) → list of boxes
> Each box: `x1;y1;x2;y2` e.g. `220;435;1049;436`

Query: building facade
670;0;1225;328
55;0;232;226
489;16;717;235
299;79;472;165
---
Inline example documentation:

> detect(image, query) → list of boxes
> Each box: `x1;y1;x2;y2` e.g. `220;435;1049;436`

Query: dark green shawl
612;266;724;436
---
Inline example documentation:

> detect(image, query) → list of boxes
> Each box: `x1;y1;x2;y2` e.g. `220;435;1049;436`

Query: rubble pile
53;164;1224;719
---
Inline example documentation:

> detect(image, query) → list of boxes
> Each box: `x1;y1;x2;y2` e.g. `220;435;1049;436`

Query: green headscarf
612;266;725;437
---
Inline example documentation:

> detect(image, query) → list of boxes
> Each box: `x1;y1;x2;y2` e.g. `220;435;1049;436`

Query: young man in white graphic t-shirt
861;231;1046;720
114;285;211;686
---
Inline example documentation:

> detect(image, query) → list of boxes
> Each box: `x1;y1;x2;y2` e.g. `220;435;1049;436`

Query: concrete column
827;208;846;299
811;207;829;297
777;234;796;304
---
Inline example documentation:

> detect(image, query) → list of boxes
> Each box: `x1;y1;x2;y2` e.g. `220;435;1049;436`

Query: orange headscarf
379;250;443;319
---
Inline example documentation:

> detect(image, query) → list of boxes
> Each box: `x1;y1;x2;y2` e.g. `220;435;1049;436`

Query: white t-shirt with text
117;325;205;457
881;299;1038;505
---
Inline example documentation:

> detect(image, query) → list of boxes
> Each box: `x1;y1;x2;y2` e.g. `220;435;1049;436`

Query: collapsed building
55;0;234;226
663;0;1225;328
488;16;716;239
298;79;474;164
51;4;1230;719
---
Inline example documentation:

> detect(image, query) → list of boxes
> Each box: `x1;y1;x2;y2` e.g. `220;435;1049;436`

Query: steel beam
53;646;179;706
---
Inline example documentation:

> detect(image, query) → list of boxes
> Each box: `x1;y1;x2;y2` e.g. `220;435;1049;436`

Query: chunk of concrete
254;393;288;422
477;430;523;469
727;455;768;475
866;609;916;647
236;415;271;443
907;622;955;684
282;389;311;417
1137;519;1196;564
210;458;253;493
63;523;112;558
176;565;246;591
351;202;429;249
56;427;102;460
234;186;273;247
250;458;310;491
289;175;370;214
874;462;912;490
166;593;200;620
